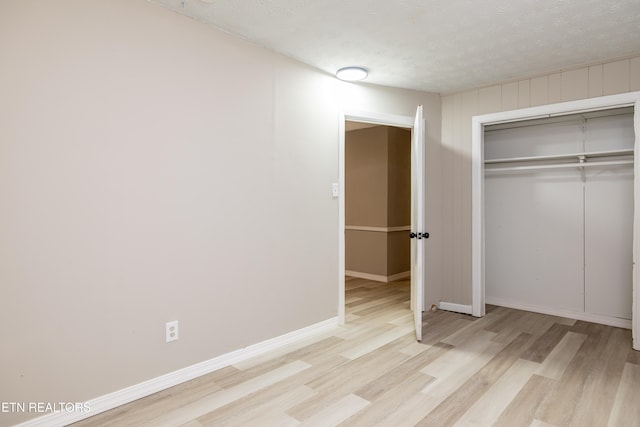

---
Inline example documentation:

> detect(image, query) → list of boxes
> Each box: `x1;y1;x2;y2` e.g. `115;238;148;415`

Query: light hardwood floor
73;277;640;426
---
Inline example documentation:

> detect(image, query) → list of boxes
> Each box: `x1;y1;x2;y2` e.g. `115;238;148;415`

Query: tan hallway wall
345;126;411;279
440;56;640;305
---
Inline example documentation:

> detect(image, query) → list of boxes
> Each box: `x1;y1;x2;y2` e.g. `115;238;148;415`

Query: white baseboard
387;271;411;281
16;317;339;427
485;297;632;329
438;302;473;315
345;270;410;283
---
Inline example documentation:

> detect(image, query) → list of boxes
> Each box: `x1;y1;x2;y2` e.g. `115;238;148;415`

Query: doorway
344;122;411;284
338;108;427;342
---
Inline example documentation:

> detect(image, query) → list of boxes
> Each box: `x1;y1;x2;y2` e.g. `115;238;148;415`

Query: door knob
410;232;430;239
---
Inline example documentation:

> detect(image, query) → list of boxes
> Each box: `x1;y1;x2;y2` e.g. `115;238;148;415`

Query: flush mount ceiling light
336;67;368;81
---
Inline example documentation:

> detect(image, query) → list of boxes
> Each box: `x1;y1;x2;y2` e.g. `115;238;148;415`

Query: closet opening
484;107;634;327
471;91;640;350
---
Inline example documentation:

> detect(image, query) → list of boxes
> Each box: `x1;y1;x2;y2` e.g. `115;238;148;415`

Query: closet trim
471;91;640;350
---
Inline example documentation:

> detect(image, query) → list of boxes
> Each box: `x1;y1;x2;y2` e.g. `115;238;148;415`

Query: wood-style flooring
73;277;640;426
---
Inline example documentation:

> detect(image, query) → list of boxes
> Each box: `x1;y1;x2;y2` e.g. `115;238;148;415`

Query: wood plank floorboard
454;358;540;426
72;277;639;427
415;332;535;426
627;346;640;365
339;372;435;426
520;322;572;363
353;342;451;402
492;374;556;427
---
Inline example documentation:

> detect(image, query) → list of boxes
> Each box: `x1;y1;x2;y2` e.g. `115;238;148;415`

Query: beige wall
387;231;411;276
345;231;388;276
345;127;389;227
387;127;412;228
0;1;440;425
439;56;640;306
345;126;411;278
387;127;412;276
345;126;389;277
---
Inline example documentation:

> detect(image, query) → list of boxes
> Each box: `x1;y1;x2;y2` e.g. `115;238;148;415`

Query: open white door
410;105;427;341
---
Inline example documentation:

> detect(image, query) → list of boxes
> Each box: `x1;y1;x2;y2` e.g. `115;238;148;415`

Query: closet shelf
484;148;634;165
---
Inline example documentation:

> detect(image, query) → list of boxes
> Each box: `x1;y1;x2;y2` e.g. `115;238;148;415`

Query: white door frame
338;110;414;324
471;91;640;350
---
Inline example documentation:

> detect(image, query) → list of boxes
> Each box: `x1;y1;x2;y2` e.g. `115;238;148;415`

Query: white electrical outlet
166;320;179;343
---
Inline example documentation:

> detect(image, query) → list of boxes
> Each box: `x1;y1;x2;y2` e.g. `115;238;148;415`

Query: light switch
332;183;339;198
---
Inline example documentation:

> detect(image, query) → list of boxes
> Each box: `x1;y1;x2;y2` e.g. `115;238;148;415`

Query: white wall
441;56;640;305
0;1;440;425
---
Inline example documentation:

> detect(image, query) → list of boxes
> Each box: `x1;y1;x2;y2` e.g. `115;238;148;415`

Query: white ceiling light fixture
336;67;368;81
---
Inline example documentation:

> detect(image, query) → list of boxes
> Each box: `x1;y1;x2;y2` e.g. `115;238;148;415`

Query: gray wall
0;1;441;425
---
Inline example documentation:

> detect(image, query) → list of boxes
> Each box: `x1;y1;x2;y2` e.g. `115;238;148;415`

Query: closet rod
485;160;634;173
484;148;634;165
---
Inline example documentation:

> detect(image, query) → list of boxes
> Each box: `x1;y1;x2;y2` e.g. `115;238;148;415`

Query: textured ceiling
149;0;640;94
